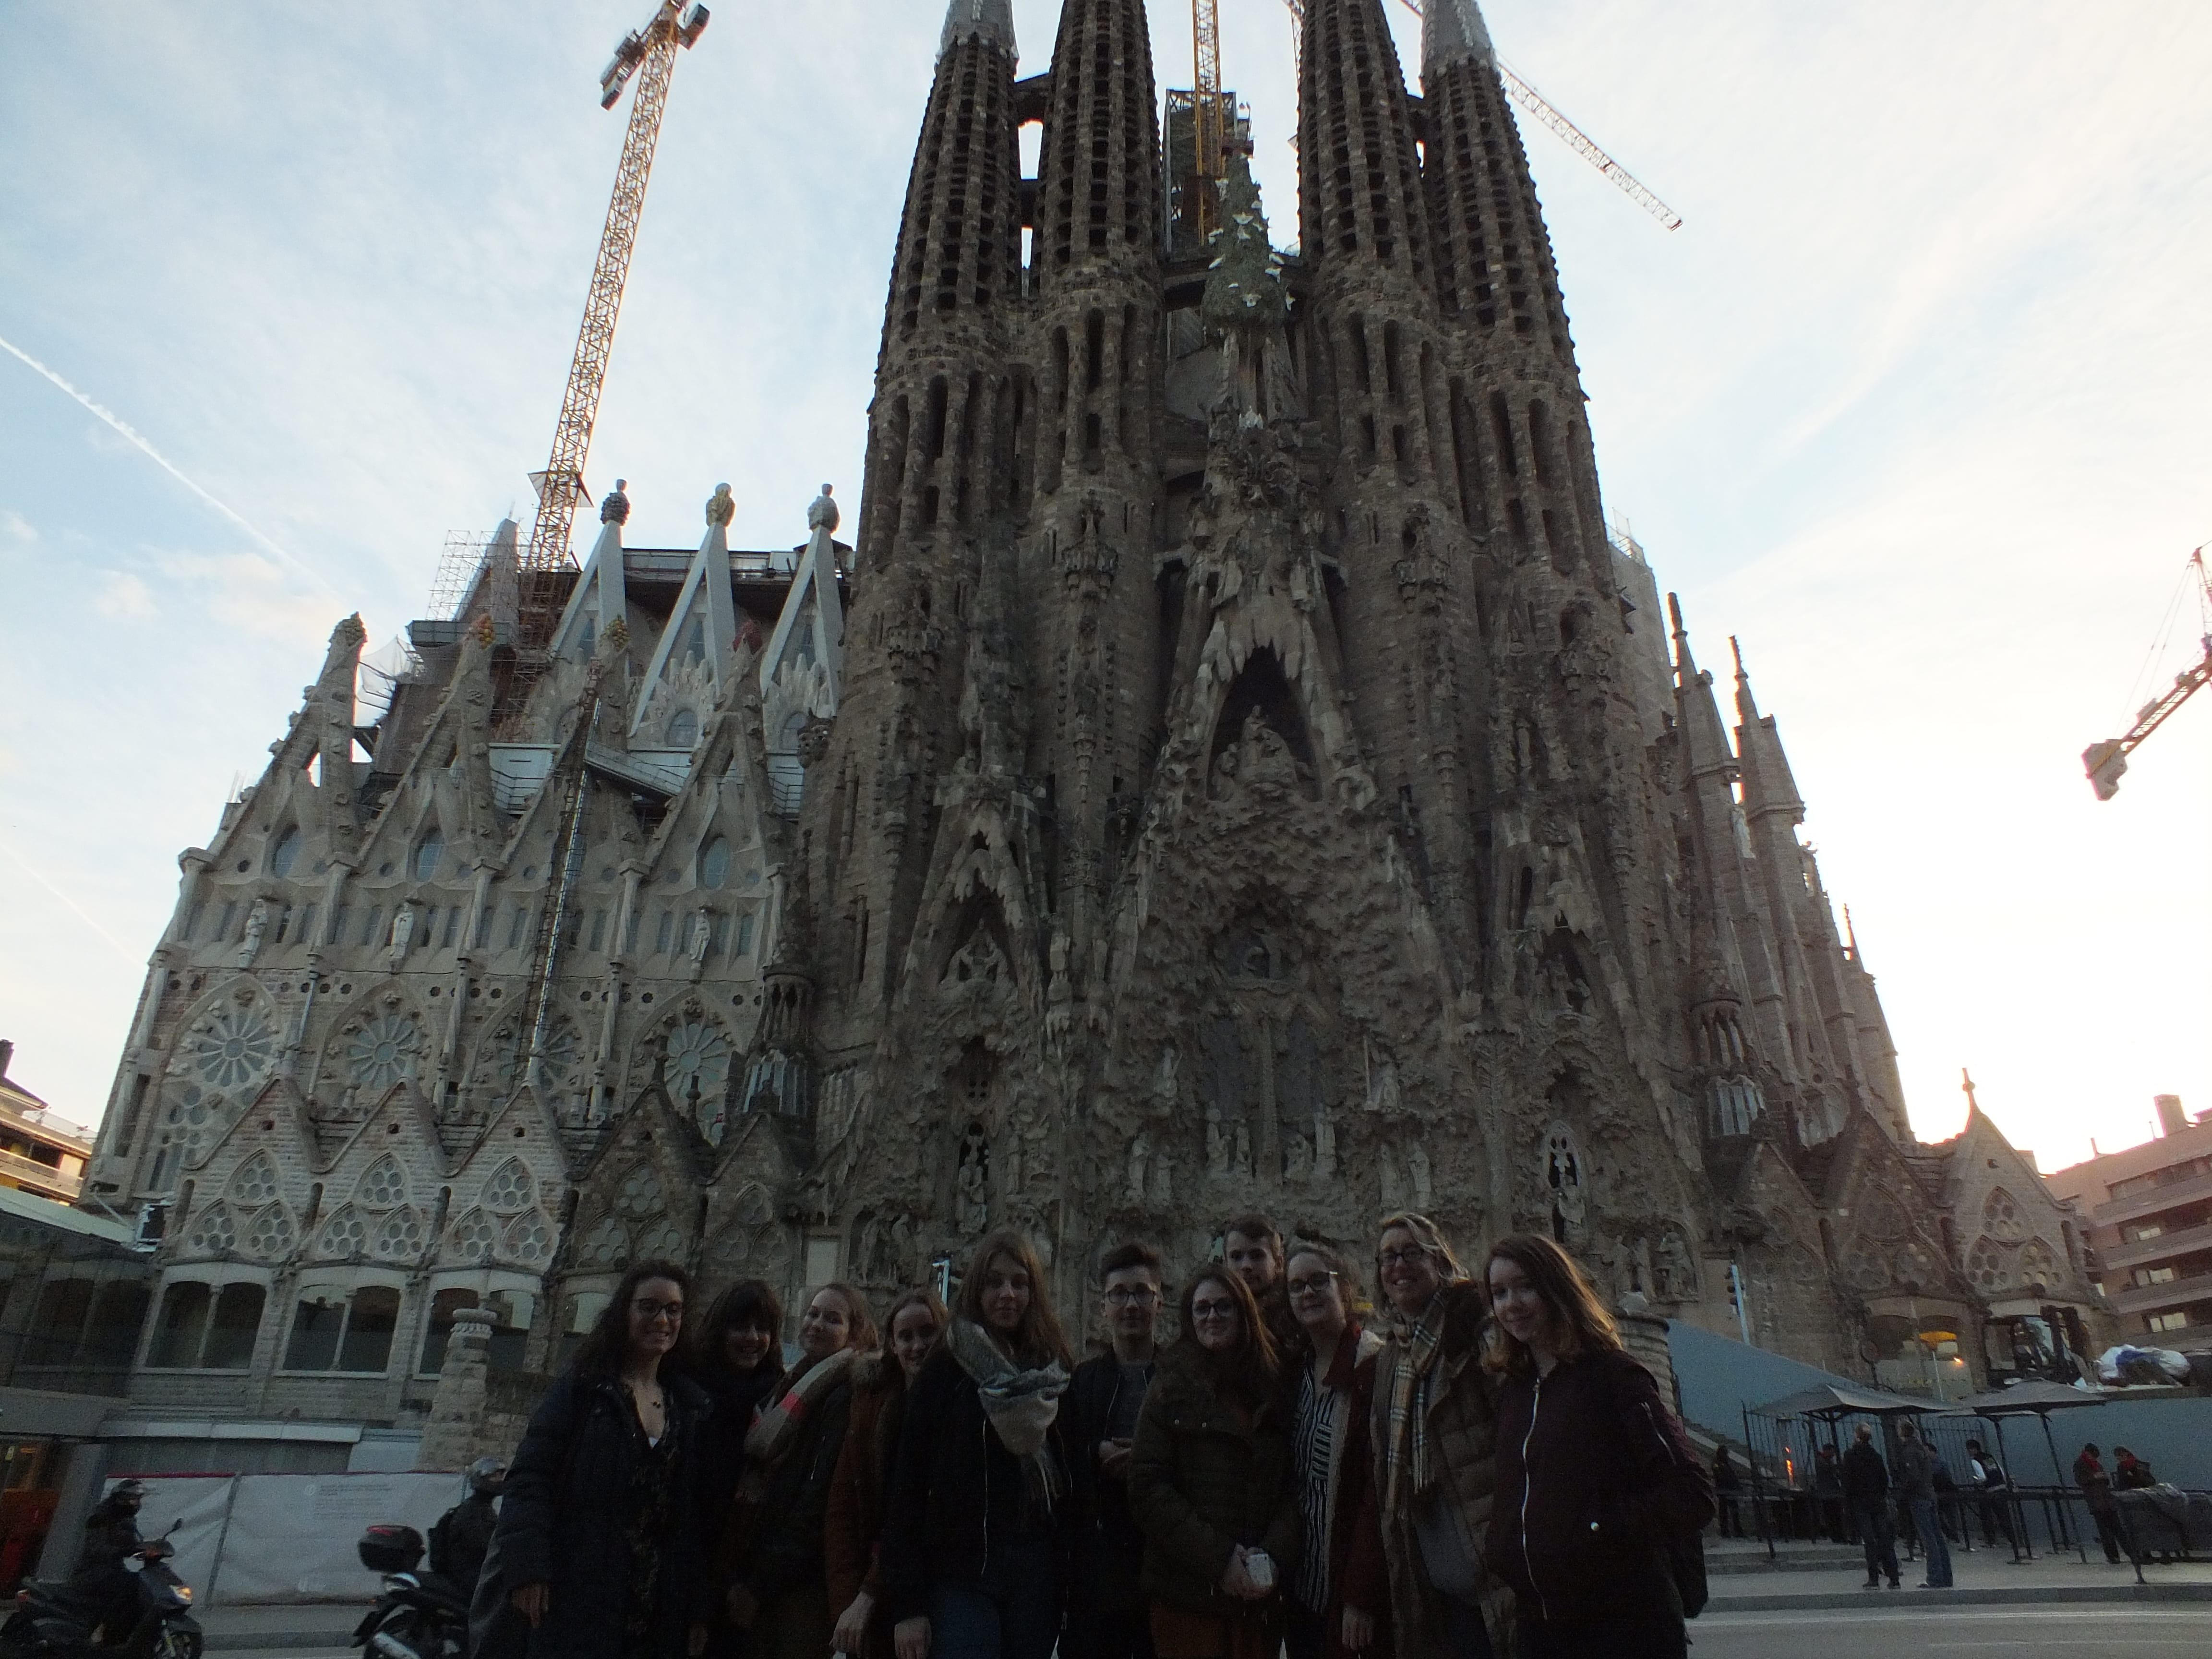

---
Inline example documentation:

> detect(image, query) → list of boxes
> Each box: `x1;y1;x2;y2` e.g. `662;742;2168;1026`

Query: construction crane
514;0;709;671
2084;545;2212;800
1280;0;1683;232
1193;0;1227;240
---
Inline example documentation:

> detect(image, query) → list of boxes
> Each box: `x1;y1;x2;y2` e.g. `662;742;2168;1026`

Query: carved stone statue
1128;1132;1150;1206
1154;1045;1179;1106
956;1126;990;1235
1409;1140;1434;1209
387;904;415;963
689;908;713;967
1285;1130;1311;1184
1654;1232;1697;1303
238;899;271;968
1234;1120;1252;1178
807;483;840;534
1313;1107;1338;1180
1205;1105;1227;1178
601;478;632;525
706;483;736;529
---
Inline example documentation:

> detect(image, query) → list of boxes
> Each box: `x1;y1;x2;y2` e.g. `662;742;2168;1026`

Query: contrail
0;834;140;965
0;330;340;600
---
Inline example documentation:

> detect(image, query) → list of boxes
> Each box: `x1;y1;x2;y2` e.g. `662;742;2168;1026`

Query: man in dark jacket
2074;1444;2125;1564
71;1480;150;1643
1840;1426;1899;1588
1065;1243;1164;1659
1893;1422;1951;1589
1224;1214;1298;1353
429;1457;506;1594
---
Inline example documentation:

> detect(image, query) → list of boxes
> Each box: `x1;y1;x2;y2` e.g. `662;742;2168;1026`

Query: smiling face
724;1319;777;1373
890;1300;941;1381
978;1251;1033;1335
626;1276;685;1362
799;1287;855;1362
1189;1273;1244;1355
1378;1225;1443;1315
1286;1250;1348;1340
1487;1254;1554;1353
1224;1231;1280;1295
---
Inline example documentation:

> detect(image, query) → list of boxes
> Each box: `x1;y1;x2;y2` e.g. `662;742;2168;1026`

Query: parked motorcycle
351;1527;469;1659
0;1532;202;1659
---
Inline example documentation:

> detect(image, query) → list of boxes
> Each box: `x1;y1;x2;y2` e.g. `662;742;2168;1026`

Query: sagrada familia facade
84;0;2102;1432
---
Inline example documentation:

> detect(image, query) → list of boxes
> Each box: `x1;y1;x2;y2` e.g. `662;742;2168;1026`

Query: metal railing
0;1148;81;1199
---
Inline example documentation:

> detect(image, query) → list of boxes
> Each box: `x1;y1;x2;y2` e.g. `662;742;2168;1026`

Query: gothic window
1201;1015;1248;1121
283;1283;401;1374
184;1202;236;1257
700;837;732;890
269;827;302;878
635;1218;687;1260
1967;1236;2008;1291
615;1164;666;1221
446;1207;498;1263
508;907;529;950
482;1159;535;1214
357;1156;409;1208
243;1203;295;1261
413;830;445;883
347;1013;423;1092
1983;1187;2028;1244
1712;1078;1764;1138
577;1216;630;1269
316;1204;370;1258
148;1280;265;1370
372;1207;428;1261
187;1004;278;1097
1280;1016;1322;1123
669;709;701;749
662;1020;732;1106
505;1209;554;1265
655;911;675;955
540;1021;581;1090
443;907;462;948
736;912;756;956
227;1153;279;1208
2019;1238;2058;1285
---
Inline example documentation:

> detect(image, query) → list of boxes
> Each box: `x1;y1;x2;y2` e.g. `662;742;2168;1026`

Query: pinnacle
1422;0;1494;74
940;0;1014;58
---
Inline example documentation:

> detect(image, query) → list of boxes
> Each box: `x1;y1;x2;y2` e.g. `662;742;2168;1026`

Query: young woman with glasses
493;1260;711;1659
1127;1266;1300;1659
1281;1246;1388;1659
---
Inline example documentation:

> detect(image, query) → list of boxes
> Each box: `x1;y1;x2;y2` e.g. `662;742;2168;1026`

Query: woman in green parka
1127;1265;1303;1659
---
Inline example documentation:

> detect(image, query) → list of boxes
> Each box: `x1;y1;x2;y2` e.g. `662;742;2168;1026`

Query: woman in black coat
1481;1236;1713;1659
687;1280;788;1526
494;1260;712;1659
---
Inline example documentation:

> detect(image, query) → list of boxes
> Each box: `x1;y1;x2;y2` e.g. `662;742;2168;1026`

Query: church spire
1422;0;1494;71
939;0;1013;57
1669;594;1739;786
1731;637;1806;821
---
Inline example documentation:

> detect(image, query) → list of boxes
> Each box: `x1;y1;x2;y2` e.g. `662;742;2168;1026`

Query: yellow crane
517;0;710;662
1279;0;1683;231
1192;0;1229;242
2084;546;2212;800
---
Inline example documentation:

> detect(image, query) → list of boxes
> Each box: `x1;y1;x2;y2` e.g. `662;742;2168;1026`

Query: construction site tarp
1752;1383;1934;1419
1940;1381;2112;1417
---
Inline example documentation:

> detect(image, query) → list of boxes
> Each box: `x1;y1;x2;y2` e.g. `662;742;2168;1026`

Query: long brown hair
571;1261;692;1379
688;1277;784;1382
807;1281;880;1354
954;1230;1073;1369
1285;1241;1370;1329
878;1286;949;1388
1374;1212;1469;1289
1175;1265;1278;1404
1481;1233;1623;1377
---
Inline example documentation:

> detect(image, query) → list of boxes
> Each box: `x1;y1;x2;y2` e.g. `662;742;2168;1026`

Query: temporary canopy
1752;1383;1936;1420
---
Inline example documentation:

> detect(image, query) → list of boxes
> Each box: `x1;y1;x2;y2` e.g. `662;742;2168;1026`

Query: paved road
1694;1604;2212;1656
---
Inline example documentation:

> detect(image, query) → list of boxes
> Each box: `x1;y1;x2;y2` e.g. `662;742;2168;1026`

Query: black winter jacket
695;1362;783;1532
1841;1442;1890;1502
492;1368;713;1659
879;1343;1079;1624
1064;1351;1155;1614
1126;1344;1302;1616
1485;1350;1713;1632
739;1359;856;1604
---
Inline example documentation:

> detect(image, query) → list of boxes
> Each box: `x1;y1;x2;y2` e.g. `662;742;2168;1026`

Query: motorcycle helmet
110;1479;148;1507
466;1456;508;1497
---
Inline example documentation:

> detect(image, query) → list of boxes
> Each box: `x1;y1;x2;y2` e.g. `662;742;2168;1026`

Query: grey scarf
946;1317;1069;1511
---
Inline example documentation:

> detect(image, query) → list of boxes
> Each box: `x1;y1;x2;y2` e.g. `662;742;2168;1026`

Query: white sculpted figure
806;484;840;534
1409;1140;1434;1209
706;483;736;529
387;904;415;963
1128;1132;1150;1206
238;899;271;968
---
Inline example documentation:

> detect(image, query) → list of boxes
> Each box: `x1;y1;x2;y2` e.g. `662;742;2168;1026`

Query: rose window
577;1215;629;1268
316;1205;368;1258
347;1013;423;1091
540;1023;581;1088
1967;1237;2006;1290
506;1210;554;1264
615;1164;665;1219
447;1208;498;1263
373;1207;427;1260
357;1156;409;1208
186;1202;236;1256
482;1159;535;1214
191;1006;278;1096
228;1153;279;1207
1984;1189;2027;1244
636;1219;687;1260
244;1204;295;1259
662;1021;731;1105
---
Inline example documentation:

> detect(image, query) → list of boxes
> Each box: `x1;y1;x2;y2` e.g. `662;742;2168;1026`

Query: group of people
483;1213;1714;1659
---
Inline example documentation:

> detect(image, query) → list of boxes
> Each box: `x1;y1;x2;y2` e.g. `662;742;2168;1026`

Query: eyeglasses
632;1299;684;1322
1190;1300;1238;1320
1378;1247;1433;1269
1286;1273;1338;1297
1105;1286;1160;1307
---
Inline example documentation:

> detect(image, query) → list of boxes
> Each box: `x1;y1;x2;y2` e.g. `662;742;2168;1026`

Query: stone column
1618;1302;1679;1402
417;1306;495;1470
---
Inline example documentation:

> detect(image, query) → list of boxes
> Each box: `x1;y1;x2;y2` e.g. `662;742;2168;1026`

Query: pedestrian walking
493;1261;711;1659
1127;1265;1301;1659
1963;1439;2015;1553
1066;1243;1168;1659
717;1282;877;1659
1709;1448;1742;1540
827;1290;947;1659
883;1230;1077;1659
1280;1244;1387;1659
2073;1443;2125;1564
1839;1426;1898;1589
1365;1214;1508;1659
1892;1422;1952;1589
1483;1234;1713;1659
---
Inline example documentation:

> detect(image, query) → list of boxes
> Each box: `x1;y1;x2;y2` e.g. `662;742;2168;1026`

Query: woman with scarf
1361;1215;1506;1659
1281;1246;1387;1659
714;1282;876;1659
689;1281;787;1547
827;1290;948;1659
1482;1235;1712;1659
493;1261;711;1659
883;1231;1076;1659
1127;1265;1300;1659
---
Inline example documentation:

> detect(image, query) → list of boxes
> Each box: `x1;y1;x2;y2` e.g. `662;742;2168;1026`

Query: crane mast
512;0;709;699
2084;547;2212;800
1192;0;1227;242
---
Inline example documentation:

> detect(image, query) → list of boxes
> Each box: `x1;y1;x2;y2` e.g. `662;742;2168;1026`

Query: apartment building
2047;1096;2212;1343
0;1040;93;1205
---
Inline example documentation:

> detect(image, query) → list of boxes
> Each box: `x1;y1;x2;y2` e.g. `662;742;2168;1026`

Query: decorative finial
1960;1068;1980;1113
807;483;840;535
601;478;632;525
705;482;735;529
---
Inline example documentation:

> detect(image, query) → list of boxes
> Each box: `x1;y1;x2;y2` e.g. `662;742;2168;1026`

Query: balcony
2094;1168;2212;1231
2108;1269;2212;1317
0;1146;80;1201
2102;1218;2212;1273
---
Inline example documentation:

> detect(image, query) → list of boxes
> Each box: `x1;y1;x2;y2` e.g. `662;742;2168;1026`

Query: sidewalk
1705;1546;2212;1612
200;1601;366;1653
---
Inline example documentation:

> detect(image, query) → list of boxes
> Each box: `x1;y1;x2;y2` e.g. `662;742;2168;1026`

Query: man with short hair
2075;1443;2125;1564
1894;1421;1953;1588
1223;1213;1297;1349
1841;1424;1899;1589
1964;1438;2015;1552
1064;1242;1165;1659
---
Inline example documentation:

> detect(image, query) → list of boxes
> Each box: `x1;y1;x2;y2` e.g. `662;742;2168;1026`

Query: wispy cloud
0;835;139;965
0;330;338;600
1;509;35;546
150;549;335;640
93;570;157;621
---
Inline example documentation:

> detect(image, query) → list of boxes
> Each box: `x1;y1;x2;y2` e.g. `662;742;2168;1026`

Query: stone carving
1545;1123;1587;1233
956;1124;990;1236
1285;1130;1311;1184
238;899;270;968
1128;1132;1150;1206
1312;1108;1338;1180
706;483;735;529
601;478;631;525
807;483;840;534
1654;1232;1697;1303
1409;1140;1434;1210
388;904;415;965
1205;1106;1228;1178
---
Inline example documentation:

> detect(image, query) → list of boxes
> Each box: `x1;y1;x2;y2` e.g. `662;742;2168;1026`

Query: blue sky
2;0;2207;1171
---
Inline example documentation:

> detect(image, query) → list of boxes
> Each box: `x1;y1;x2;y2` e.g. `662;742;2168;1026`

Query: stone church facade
85;0;2101;1445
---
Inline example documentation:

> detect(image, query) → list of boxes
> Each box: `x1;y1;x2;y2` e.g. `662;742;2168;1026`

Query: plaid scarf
1381;1304;1447;1520
739;1346;855;1501
946;1318;1070;1513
